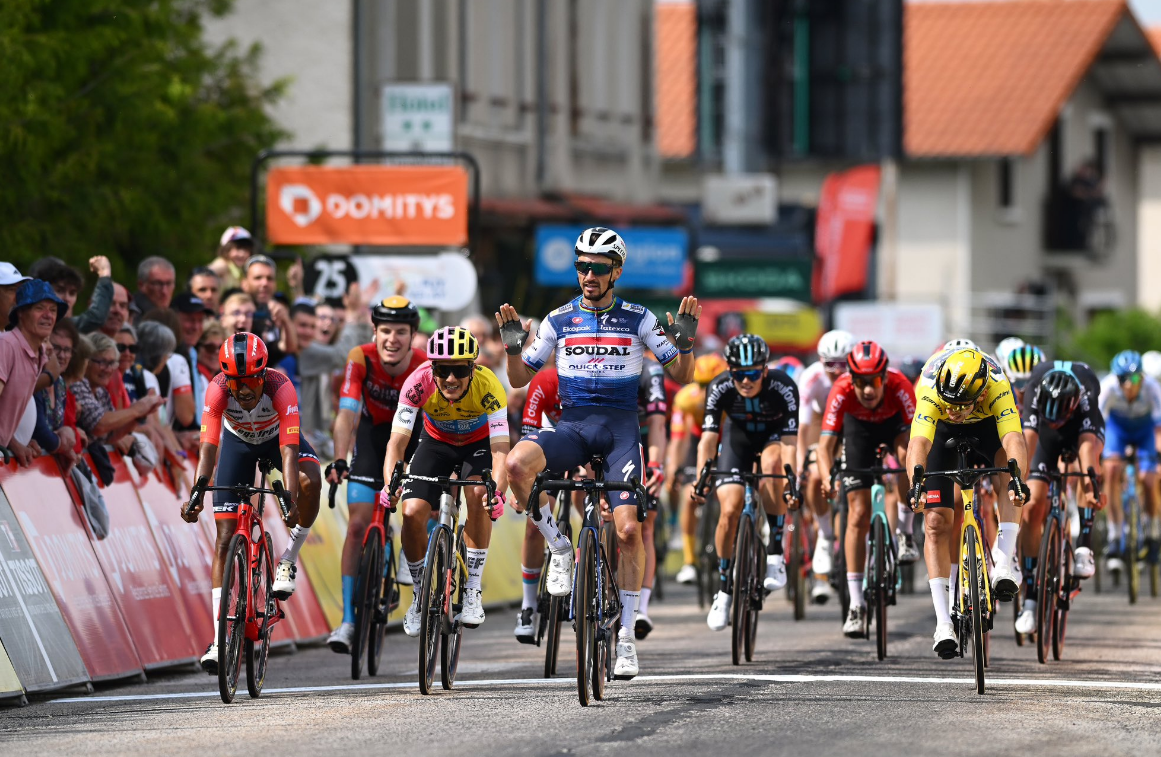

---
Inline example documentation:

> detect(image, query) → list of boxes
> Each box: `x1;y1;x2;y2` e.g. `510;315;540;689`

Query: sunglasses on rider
226;373;265;394
731;368;763;383
574;261;615;276
851;373;883;390
432;363;473;380
1119;372;1143;386
824;360;849;373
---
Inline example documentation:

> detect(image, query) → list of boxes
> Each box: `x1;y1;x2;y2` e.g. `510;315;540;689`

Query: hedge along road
2;582;1160;757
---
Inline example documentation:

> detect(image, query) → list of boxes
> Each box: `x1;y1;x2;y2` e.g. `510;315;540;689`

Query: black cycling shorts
839;413;908;492
349;419;419;490
213;431;320;517
401;428;492;507
1028;417;1095;484
922;419;1002;510
715;422;781;489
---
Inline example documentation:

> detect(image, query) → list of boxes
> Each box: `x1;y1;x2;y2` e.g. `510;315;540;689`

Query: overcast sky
1132;0;1161;26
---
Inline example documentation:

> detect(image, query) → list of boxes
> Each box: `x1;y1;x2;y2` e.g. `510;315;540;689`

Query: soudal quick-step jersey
521;296;679;412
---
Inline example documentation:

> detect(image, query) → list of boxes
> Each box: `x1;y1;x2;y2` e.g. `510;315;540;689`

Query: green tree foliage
1059;308;1161;369
0;0;286;286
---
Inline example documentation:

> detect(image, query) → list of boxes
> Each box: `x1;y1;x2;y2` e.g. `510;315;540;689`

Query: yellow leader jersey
910;349;1022;442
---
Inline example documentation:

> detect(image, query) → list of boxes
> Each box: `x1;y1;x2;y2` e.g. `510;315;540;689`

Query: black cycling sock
1022;556;1037;597
719;557;733;594
767;513;785;555
1078;507;1094;550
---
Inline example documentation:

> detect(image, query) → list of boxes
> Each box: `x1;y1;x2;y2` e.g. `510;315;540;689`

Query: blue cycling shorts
1104;417;1157;473
522;406;643;509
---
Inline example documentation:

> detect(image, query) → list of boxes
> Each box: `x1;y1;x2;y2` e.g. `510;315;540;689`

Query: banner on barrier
0;458;142;681
129;465;215;645
0;639;25;702
299;487;349;629
0;483;88;692
261;497;331;640
79;455;198;667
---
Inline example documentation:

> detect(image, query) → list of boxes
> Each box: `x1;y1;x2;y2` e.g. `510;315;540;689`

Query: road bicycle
389;462;497;695
1034;452;1100;663
693;472;721;611
695;459;798;666
527;455;646;707
534;481;574;678
913;437;1022;695
185;460;292;704
328;472;401;680
784;498;813;621
841;445;903;660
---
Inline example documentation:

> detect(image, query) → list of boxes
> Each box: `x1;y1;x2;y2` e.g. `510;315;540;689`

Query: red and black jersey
821;368;916;435
339;344;427;425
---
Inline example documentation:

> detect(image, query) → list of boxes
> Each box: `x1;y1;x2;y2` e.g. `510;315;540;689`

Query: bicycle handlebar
398;470;501;521
911;458;1022;509
183;474;294;521
529;471;649;523
694;461;799;504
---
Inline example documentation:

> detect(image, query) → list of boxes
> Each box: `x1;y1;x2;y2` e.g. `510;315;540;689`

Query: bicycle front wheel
418;527;449;695
441;535;467;690
575;528;597;707
1128;496;1140;604
219;533;249;704
351;537;381;680
1053;539;1072;661
788;508;806;621
368;538;393;676
966;526;986;695
245;533;274;699
731;516;754;666
871;517;889;660
1036;515;1061;665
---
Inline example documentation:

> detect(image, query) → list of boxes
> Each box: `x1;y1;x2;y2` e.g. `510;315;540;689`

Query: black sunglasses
117;343;137;354
731;368;763;382
574;261;615;276
432;363;473;379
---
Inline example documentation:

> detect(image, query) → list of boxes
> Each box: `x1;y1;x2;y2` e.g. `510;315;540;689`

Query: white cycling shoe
675;564;697;585
1015;600;1037;635
200;642;218;674
273;559;297;600
327;622;354;654
764;555;787;592
933;621;958;659
403;595;422;637
1072;547;1096;579
707;591;732;631
633;610;653;640
613;629;639;679
811;581;835;604
897;532;920;564
514;607;536;644
991;560;1020;602
843;606;867;639
459;588;485;627
813;536;834;575
546;548;574;597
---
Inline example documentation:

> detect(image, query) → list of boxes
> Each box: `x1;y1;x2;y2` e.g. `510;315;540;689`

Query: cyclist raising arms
905;347;1029;658
1100;350;1161;572
496;226;698;680
815;341;916;637
183;332;322;672
385;327;510;633
1015;362;1104;634
798;330;855;601
694;334;801;632
325;297;427;653
669;353;729;584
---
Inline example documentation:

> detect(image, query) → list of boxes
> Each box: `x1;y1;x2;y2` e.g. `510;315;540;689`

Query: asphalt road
3;573;1161;757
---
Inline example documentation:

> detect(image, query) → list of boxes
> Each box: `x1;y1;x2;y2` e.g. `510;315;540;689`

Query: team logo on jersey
620;491;630;500
572;317;583;324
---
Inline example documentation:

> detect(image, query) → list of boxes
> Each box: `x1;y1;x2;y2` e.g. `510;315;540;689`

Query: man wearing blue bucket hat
0;279;67;457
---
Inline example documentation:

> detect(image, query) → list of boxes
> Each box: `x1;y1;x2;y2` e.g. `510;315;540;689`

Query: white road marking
50;672;1161;703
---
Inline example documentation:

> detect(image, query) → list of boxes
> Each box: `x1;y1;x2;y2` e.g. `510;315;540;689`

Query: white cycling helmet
1143;350;1161;381
994;336;1025;367
575;226;627;265
817;330;855;361
943;338;979;352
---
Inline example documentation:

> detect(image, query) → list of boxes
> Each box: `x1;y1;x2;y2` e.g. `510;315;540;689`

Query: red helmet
219;332;269;378
847;340;888;376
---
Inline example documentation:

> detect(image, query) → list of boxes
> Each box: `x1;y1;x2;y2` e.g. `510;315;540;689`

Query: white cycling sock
280;525;310;564
407;558;425;588
619;590;639;630
520;564;542;610
995;522;1019;562
465;548;488;590
533;511;571;554
930;577;952;625
897;504;914;535
817;511;835;541
639;587;652;616
847;572;865;609
211;587;222;637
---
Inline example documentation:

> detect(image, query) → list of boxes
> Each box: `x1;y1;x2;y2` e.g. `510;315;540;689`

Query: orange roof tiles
905;0;1125;157
655;1;697;159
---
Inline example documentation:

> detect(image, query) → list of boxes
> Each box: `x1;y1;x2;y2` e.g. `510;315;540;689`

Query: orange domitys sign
266;165;469;246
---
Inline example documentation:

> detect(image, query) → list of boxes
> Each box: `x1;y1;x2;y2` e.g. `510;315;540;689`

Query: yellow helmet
426;326;479;361
693;354;728;385
936;349;989;405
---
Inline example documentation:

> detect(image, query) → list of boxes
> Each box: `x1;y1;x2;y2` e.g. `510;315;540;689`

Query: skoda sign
535;225;687;290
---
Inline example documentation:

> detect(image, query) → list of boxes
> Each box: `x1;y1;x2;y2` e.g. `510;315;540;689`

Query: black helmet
1039;369;1081;425
371;295;420;329
899;356;925;383
724;333;769;369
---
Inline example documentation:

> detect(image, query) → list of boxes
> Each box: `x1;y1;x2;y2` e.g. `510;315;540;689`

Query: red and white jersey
201;370;301;447
821;368;917;434
798;361;834;427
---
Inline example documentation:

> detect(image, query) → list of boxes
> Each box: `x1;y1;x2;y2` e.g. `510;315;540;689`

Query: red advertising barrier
127;464;215;647
82;454;198;667
0;458;143;681
261;499;331;641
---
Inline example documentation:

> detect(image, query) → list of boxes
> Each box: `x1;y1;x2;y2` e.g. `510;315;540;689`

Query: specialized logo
280;184;323;228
